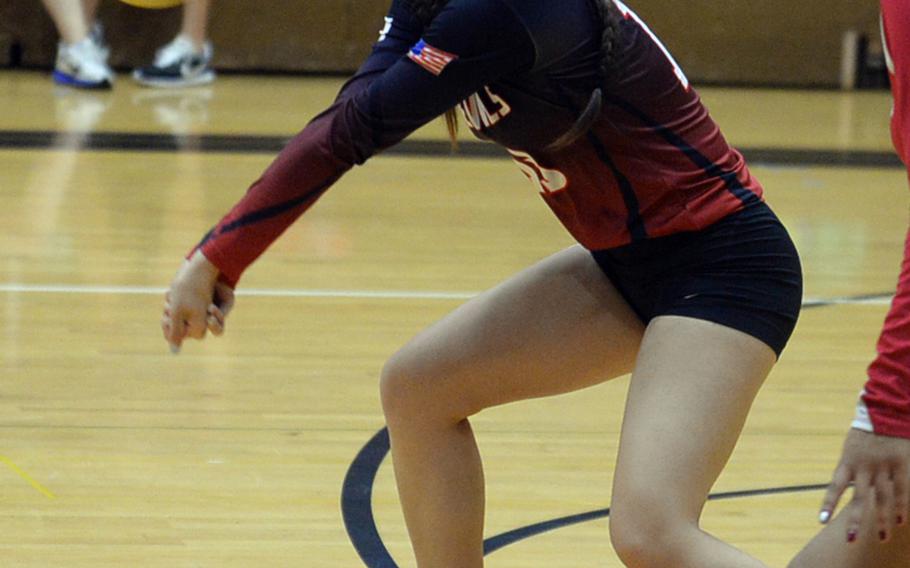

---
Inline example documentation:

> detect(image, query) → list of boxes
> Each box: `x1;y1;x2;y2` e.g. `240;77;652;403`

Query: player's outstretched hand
161;251;234;353
819;428;910;543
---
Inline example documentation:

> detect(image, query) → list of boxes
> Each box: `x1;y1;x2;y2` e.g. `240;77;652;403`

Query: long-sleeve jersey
853;0;910;439
194;0;764;290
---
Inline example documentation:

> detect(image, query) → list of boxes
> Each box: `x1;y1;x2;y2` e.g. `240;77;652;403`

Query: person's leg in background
41;0;113;89
133;0;215;88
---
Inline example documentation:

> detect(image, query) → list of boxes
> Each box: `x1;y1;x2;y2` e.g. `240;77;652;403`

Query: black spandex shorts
591;202;802;357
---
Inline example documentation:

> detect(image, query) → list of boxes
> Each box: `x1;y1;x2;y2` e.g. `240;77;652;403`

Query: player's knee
610;503;684;568
379;349;448;423
379;350;417;418
379;349;477;426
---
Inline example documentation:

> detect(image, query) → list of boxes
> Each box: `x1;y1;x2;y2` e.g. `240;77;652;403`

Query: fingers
213;281;235;317
163;310;187;352
163;286;233;351
874;471;895;542
895;461;909;527
207;282;234;336
161;296;207;352
820;465;851;524
160;259;232;353
846;471;873;543
207;304;225;336
161;313;178;350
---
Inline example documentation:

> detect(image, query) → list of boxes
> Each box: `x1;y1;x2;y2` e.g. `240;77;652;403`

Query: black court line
340;290;896;567
803;292;894;309
341;426;829;566
0;129;904;167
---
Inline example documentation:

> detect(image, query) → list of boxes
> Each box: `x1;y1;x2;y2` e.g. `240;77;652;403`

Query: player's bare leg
380;245;644;567
609;316;776;568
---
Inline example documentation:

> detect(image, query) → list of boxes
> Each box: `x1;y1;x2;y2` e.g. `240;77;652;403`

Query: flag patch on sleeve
407;39;458;76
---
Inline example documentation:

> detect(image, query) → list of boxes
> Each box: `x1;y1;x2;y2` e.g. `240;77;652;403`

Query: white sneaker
53;36;114;90
132;35;215;88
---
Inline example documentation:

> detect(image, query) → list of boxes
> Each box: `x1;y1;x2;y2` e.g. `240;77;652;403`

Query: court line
0;279;895;562
340;426;829;567
482;483;829;556
0;282;895;305
0;130;904;168
0;283;476;301
0;455;56;500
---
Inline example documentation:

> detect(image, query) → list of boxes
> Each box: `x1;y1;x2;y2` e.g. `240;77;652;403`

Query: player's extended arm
161;0;535;350
193;0;534;287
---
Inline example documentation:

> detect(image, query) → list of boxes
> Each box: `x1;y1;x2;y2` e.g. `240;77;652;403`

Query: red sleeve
863;0;910;439
865;221;910;439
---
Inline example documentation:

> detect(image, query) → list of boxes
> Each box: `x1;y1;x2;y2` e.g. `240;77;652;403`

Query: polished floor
1;70;908;567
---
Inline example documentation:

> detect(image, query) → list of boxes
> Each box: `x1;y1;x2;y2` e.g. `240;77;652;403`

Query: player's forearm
193;104;357;287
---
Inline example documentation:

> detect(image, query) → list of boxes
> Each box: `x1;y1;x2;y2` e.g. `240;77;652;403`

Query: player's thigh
381;245;645;420
611;315;777;522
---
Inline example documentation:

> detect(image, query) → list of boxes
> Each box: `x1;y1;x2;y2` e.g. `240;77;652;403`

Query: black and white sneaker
132;35;215;88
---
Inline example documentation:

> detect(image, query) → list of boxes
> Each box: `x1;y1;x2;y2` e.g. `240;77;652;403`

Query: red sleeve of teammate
864;224;910;439
860;0;910;439
189;0;535;287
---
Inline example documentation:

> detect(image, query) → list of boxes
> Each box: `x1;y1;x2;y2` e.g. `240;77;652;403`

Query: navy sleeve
335;0;425;100
342;0;536;160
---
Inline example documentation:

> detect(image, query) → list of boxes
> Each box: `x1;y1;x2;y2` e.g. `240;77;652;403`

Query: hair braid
588;0;621;82
401;0;450;28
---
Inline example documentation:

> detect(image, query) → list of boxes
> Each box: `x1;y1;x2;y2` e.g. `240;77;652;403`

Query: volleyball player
789;2;910;566
161;1;802;566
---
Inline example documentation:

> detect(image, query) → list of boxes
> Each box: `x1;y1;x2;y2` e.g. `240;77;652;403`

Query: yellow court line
0;455;56;499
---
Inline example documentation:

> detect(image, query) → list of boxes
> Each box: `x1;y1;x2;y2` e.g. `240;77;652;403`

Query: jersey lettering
612;0;689;90
460;86;513;130
378;17;393;42
508;150;568;194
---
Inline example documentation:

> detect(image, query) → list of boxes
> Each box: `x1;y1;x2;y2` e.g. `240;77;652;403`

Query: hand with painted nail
818;428;910;544
161;251;234;353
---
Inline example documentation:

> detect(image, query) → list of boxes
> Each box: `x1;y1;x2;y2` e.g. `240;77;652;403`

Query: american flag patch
407;39;458;76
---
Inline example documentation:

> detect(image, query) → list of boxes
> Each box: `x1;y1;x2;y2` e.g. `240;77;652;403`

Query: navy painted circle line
340;426;827;567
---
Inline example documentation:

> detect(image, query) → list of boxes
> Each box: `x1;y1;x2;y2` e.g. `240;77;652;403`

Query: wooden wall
0;0;882;87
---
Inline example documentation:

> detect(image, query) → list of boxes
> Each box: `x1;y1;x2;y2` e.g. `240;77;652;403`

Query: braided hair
589;0;622;82
401;0;450;28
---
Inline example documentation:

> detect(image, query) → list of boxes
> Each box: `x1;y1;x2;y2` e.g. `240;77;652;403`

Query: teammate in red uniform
162;1;802;566
789;1;910;566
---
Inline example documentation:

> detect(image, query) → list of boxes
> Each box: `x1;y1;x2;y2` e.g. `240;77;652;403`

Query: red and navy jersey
196;0;763;287
854;0;910;440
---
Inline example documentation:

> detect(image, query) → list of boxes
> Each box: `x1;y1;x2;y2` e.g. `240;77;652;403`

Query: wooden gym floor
0;69;908;567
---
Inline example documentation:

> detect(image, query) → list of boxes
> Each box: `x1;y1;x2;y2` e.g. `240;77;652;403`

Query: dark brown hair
401;0;450;27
